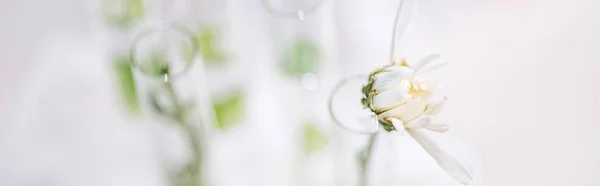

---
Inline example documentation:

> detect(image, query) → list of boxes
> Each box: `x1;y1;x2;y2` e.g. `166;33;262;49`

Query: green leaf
281;39;320;78
362;82;373;97
113;56;140;115
128;0;144;21
379;120;395;132
302;123;329;154
213;90;245;130
361;98;369;108
197;28;228;65
102;0;144;29
183;27;229;66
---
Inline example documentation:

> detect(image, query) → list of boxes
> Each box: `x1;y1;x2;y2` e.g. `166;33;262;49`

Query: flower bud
363;58;447;131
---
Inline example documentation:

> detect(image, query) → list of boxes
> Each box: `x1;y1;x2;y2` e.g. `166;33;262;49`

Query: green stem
163;83;204;186
358;133;378;186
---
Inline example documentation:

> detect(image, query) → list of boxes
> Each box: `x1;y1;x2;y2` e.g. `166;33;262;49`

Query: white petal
372;90;412;110
418;60;450;74
405;116;431;129
387;118;405;135
407;129;473;185
426;123;450;132
412;53;441;72
425;88;446;104
430;99;446;116
373;67;413;90
424;97;446;116
378;98;426;123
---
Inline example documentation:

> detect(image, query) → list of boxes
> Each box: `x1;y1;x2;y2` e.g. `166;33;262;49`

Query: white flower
362;54;473;185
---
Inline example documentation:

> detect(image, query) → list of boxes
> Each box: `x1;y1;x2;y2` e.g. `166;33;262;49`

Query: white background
1;0;600;185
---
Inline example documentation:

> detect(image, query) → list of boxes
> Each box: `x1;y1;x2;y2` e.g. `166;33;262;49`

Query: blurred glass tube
263;0;340;186
180;0;244;132
94;0;217;185
179;1;259;186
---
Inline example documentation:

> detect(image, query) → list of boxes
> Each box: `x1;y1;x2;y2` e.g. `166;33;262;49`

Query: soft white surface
3;0;600;186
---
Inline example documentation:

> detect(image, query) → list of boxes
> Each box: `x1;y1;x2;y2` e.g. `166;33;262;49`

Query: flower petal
418;60;450;74
412;53;441;72
405;116;431;129
373;67;413;90
372;89;412;110
378;98;426;123
426;123;450;132
424;97;446;116
407;129;473;185
387;118;405;135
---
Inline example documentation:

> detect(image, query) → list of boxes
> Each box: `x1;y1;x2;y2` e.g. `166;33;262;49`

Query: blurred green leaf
213;90;245;130
184;27;229;66
302;122;329;154
114;56;140;115
102;0;144;29
198;28;228;64
281;39;320;78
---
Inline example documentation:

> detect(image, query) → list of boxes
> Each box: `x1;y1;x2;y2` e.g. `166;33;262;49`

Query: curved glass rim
129;22;198;81
328;74;380;135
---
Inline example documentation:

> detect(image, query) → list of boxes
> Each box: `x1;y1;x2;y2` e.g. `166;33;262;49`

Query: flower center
407;76;429;98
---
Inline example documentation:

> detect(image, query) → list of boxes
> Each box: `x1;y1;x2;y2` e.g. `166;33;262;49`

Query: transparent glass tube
263;0;339;186
129;20;213;186
95;0;217;185
179;1;263;186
